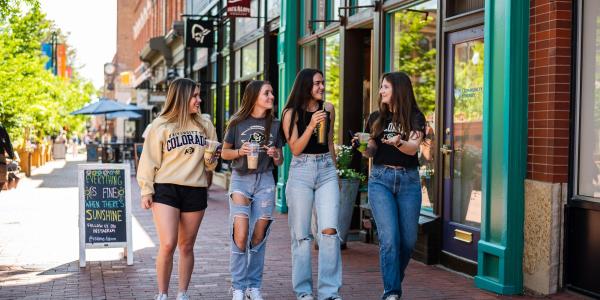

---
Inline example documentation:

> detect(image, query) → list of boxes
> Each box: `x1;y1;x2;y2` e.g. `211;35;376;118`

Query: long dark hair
282;68;324;139
226;80;274;146
371;72;423;140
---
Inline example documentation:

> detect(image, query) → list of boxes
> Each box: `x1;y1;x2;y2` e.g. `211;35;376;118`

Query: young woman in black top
358;72;425;300
282;68;342;300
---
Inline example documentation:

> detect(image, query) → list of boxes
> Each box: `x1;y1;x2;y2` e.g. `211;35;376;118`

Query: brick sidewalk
0;157;586;299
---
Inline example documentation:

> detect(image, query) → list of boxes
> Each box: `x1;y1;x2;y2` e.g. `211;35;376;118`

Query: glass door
441;26;484;262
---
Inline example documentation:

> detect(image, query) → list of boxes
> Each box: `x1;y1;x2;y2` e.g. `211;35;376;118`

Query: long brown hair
371;72;423;140
159;78;206;132
226;80;274;146
282;68;323;139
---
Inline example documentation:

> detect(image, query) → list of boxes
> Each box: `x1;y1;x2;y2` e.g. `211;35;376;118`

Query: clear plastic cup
204;139;221;162
247;142;260;169
357;132;370;152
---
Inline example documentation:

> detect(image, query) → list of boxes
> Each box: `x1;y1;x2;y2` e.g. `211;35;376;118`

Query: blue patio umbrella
71;98;143;135
70;98;140;115
106;110;142;120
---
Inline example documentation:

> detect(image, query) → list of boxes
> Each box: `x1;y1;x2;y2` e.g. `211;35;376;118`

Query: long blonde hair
159;78;205;131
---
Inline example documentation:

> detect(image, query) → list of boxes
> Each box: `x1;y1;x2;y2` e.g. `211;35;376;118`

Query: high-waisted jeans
228;170;275;290
286;153;342;300
368;164;422;299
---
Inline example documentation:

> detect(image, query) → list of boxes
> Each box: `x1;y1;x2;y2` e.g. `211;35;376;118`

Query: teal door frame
275;0;299;213
475;0;529;294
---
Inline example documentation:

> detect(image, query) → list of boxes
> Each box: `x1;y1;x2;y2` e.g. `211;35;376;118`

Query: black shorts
153;183;208;212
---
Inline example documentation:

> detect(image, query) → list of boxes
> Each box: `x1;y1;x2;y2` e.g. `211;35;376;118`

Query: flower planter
311;178;361;246
338;178;360;243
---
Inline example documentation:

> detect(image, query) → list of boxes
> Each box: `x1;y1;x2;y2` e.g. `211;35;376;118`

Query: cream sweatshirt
137;114;217;196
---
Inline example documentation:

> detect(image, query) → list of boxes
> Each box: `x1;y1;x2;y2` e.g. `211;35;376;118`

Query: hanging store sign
227;0;251;17
185;19;214;48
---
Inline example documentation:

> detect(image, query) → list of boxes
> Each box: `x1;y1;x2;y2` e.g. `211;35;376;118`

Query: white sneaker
245;288;264;300
176;291;190;300
298;294;314;300
155;293;168;300
384;295;399;300
232;289;245;300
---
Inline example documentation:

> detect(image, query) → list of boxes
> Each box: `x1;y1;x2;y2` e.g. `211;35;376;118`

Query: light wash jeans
368;164;422;299
229;170;275;290
286;153;342;300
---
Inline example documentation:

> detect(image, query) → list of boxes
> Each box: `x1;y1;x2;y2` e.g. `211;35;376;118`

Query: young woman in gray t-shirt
220;80;283;300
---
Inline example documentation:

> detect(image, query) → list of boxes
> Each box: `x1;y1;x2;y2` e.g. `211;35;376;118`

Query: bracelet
396;140;404;148
237;149;240;157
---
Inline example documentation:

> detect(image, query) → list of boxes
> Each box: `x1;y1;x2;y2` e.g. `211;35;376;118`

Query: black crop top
366;110;426;168
296;101;330;154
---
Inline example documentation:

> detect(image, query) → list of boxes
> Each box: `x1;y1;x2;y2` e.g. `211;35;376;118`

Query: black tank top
297;101;330;154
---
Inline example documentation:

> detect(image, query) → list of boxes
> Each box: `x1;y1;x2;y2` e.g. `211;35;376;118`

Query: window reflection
577;1;600;200
242;42;258;77
390;0;438;211
235;0;258;39
452;40;484;227
325;34;341;144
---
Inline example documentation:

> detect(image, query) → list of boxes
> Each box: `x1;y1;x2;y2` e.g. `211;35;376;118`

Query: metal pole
51;32;57;76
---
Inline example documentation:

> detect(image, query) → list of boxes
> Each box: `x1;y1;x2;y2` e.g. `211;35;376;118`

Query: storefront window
330;0;341;21
324;34;341;143
235;0;259;39
302;42;318;68
223;55;231;125
225;85;231;123
222;20;231;47
235;50;241;79
302;0;312;36
223;55;230;83
354;0;372;15
389;0;438;211
242;42;258;77
258;38;264;72
577;0;600;201
210;63;218;124
267;0;280;20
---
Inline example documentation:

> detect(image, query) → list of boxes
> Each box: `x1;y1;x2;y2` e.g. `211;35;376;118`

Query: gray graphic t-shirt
224;117;283;174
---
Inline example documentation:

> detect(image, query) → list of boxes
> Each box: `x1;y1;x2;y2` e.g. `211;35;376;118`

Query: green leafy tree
392;10;437;118
325;34;340;143
0;0;95;148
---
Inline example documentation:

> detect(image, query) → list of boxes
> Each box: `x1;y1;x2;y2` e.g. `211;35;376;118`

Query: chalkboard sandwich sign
78;163;133;267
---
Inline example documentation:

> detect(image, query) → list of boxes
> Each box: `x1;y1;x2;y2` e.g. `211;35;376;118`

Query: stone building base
523;179;567;295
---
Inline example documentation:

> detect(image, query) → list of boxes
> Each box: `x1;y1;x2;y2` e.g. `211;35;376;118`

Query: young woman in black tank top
356;72;425;300
282;68;342;300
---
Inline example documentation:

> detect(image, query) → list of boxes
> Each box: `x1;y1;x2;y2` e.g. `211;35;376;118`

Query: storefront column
475;0;529;294
275;0;299;213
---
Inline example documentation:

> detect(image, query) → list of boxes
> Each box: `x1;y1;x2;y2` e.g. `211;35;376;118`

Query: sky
38;0;117;89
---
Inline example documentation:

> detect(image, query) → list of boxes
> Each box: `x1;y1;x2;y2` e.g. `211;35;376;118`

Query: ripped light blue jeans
229;170;275;290
286;153;342;300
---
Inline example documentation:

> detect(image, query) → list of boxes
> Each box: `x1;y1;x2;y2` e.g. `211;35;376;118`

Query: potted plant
311;145;366;249
335;145;366;246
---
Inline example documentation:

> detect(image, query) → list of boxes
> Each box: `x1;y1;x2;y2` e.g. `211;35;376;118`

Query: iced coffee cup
204;139;221;163
247;142;260;170
357;132;370;152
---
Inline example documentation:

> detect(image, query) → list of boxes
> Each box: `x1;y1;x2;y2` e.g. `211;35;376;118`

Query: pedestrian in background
282;68;342;300
221;80;283;300
357;71;425;300
0;124;15;193
137;78;220;300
